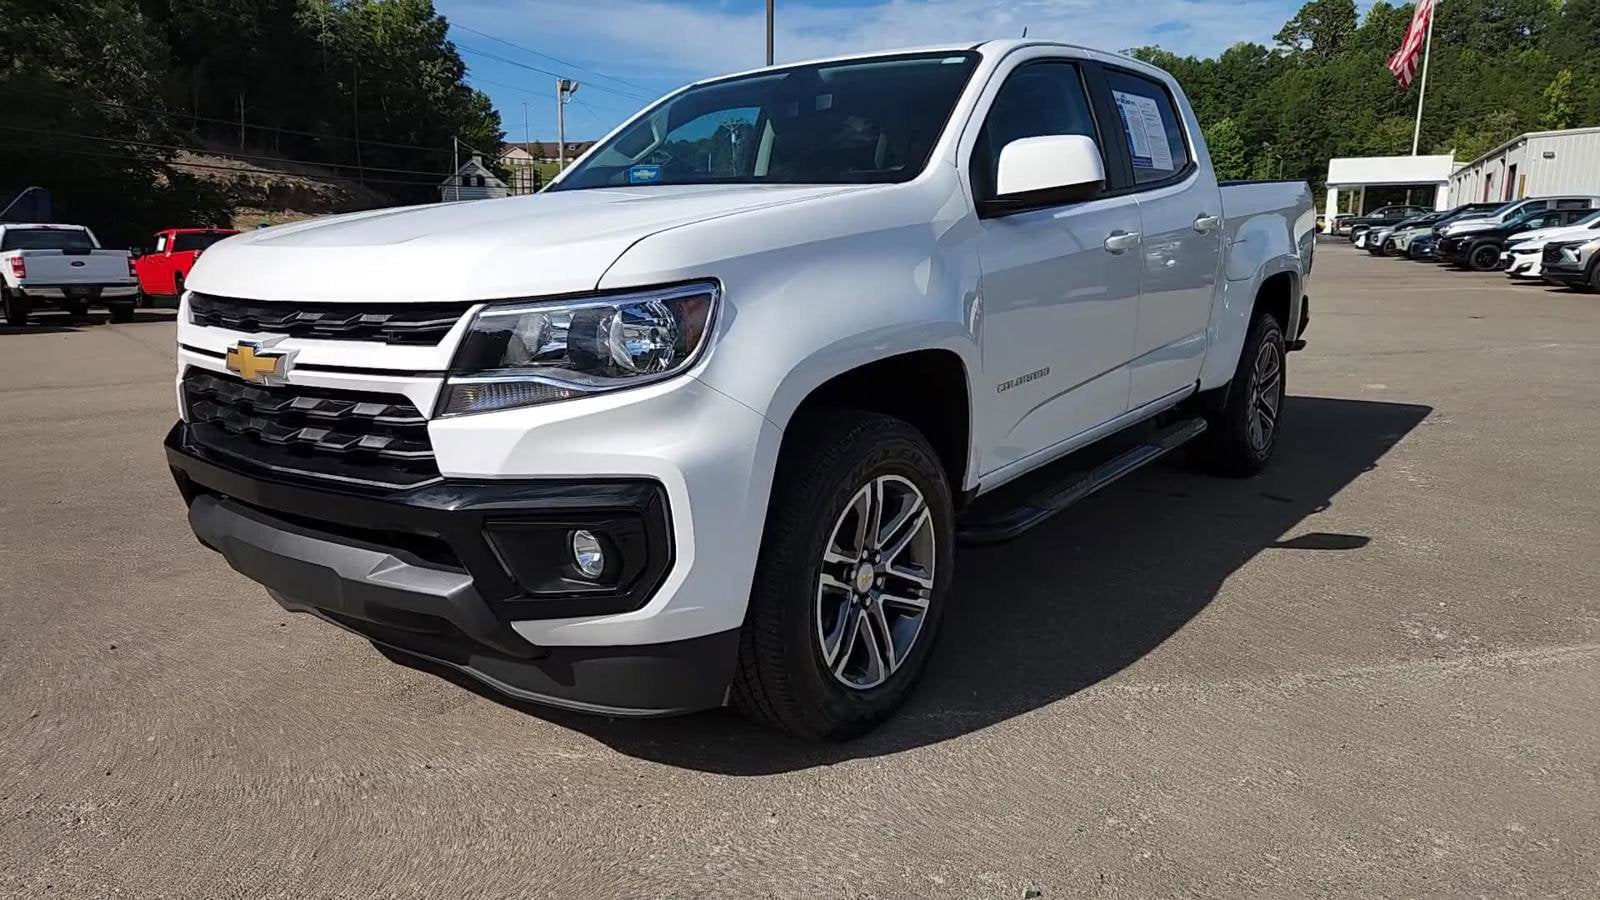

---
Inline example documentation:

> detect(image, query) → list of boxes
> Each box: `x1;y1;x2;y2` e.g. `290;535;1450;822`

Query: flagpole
1410;0;1436;155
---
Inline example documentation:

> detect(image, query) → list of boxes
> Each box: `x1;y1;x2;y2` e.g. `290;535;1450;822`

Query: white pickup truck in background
167;40;1313;738
1;223;140;325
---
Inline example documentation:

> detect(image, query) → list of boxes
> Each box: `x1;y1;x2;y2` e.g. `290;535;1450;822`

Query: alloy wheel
815;475;936;690
1247;339;1283;453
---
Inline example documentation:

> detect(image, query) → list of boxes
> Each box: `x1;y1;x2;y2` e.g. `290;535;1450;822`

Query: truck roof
0;223;90;230
689;39;1159;90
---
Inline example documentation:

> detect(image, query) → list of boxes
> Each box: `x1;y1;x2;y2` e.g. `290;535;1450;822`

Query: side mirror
984;134;1106;216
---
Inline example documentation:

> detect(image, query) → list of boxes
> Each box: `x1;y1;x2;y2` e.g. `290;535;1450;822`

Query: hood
186;184;868;302
1443;219;1498;236
1508;223;1600;249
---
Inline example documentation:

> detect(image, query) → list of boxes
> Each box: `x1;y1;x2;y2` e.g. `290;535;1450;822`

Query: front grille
181;368;438;488
1543;244;1574;266
188;293;470;345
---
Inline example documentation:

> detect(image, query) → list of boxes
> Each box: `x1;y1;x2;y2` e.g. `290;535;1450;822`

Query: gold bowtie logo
225;342;290;384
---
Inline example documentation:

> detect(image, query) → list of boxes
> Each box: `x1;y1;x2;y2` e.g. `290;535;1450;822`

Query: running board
956;417;1208;546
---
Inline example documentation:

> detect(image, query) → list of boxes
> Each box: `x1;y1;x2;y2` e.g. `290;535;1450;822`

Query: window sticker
1112;90;1174;171
627;165;662;184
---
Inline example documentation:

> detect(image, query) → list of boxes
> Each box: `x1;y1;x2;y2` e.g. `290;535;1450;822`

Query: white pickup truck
0;223;141;325
167;41;1313;738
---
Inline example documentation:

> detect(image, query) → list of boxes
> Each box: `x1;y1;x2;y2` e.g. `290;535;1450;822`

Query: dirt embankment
174;150;420;229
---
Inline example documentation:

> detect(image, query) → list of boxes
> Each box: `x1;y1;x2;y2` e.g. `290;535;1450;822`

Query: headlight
438;281;718;416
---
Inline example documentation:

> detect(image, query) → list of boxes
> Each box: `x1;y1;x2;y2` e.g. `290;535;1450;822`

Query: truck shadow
404;395;1430;774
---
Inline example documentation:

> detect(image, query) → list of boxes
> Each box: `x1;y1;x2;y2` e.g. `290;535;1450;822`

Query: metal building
1448;127;1600;205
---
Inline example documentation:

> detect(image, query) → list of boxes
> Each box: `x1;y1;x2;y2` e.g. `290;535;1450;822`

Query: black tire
1194;311;1286;478
1468;242;1501;271
1586;262;1600;294
1381;239;1398;257
108;301;136;323
2;289;29;326
732;410;954;740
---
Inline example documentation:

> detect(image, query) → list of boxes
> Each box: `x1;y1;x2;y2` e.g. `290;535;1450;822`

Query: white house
1322;154;1456;232
439;153;509;202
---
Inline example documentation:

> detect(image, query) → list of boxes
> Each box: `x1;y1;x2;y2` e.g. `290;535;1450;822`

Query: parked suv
165;42;1313;738
1542;236;1600;291
1438;208;1594;270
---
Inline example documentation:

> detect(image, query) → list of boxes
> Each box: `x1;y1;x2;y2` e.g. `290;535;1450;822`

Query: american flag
1388;0;1437;88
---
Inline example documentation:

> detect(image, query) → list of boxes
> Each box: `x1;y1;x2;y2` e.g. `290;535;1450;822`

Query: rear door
1098;65;1223;409
967;54;1143;477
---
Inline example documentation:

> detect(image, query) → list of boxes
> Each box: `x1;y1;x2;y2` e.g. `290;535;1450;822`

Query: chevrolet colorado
1;223;139;324
166;41;1313;738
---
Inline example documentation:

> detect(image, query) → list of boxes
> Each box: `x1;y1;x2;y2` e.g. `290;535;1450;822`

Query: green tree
1202;118;1250;180
1275;0;1360;60
1540;69;1575;130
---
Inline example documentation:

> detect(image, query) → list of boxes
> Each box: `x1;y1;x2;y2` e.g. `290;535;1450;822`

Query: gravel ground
1;245;1597;898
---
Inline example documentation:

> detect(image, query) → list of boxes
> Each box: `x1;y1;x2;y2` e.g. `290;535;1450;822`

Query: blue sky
439;0;1323;142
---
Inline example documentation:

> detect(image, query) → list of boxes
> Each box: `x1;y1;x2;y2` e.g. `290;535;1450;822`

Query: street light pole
556;79;580;169
766;0;774;65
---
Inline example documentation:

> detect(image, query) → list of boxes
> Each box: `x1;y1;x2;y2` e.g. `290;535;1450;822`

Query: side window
971;62;1099;202
154;235;169;253
1103;69;1191;185
1556;199;1592;210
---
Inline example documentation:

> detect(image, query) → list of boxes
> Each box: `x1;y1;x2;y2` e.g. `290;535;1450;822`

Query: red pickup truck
134;228;238;302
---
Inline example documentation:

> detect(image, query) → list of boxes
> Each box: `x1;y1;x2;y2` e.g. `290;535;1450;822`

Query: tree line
3;0;1597;243
0;0;503;245
1133;0;1600;192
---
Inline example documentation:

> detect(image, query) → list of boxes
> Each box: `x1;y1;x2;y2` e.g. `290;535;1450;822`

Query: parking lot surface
2;247;1597;898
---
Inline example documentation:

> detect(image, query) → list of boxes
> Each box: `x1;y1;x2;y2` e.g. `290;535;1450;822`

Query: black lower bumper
167;423;737;716
1542;267;1589;288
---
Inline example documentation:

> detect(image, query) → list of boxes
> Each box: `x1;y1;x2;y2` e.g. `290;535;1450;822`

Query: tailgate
15;250;133;285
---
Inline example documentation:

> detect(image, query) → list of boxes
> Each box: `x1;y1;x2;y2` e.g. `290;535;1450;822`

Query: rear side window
1103;69;1191;185
970;62;1100;202
172;232;231;252
0;228;94;251
1556;199;1593;210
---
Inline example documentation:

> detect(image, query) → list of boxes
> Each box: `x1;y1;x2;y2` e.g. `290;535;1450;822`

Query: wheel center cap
852;564;876;594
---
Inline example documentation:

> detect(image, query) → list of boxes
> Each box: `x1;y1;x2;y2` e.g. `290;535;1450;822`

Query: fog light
571;530;606;578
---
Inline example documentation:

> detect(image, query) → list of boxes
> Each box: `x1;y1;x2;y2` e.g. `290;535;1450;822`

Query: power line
455;43;658;103
0;123;449;179
8;143;447;188
0;85;454;155
449;22;658;96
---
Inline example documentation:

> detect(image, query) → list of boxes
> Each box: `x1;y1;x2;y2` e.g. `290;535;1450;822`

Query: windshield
172;232;233;252
1;228;94;251
551;51;980;191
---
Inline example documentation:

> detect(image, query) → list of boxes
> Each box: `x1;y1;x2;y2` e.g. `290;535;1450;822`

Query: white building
439;153;509;202
1447;127;1600;206
1322;154;1456;232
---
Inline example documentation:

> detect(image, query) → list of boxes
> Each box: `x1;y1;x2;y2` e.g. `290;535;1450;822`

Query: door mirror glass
989;134;1105;209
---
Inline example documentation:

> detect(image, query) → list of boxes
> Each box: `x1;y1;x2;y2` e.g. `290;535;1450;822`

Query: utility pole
766;0;774;65
556;79;579;169
452;135;460;202
352;63;363;183
1411;0;1437;155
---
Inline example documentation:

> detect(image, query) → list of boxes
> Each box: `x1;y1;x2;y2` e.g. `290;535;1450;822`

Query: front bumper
167;423;741;715
1542;265;1590;287
1503;251;1541;277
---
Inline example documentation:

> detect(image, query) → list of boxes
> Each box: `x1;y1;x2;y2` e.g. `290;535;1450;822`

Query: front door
1102;67;1225;409
970;60;1142;476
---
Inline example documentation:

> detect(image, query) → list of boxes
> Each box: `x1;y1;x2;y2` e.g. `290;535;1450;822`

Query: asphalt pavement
1;246;1597;897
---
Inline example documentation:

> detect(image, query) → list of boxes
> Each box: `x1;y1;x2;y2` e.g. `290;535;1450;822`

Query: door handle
1193;214;1223;233
1103;230;1141;253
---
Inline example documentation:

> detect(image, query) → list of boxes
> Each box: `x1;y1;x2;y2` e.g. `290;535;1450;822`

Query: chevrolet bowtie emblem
225;340;295;385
